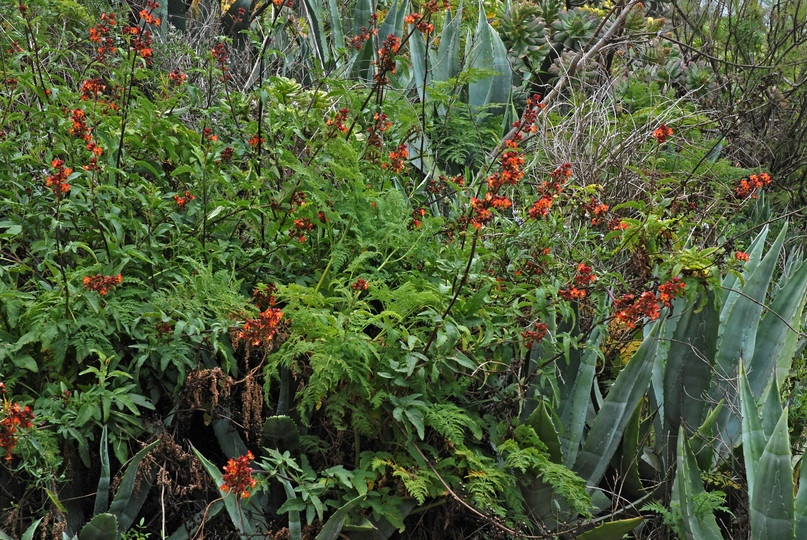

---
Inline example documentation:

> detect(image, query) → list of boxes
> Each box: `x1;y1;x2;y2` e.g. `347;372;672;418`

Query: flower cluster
272;0;294;7
174;190;195;209
89;12;117;62
290;218;313;242
404;13;434;33
409;208;426;229
123;3;157;65
528;163;571;219
79;78;121;112
237;308;284;347
169;69;186;86
221;451;257;498
326;108;350;134
155;321;172;336
383;143;408;173
614;278;685;328
470;193;512;229
735;251;750;262
211;43;231;81
83;273;123;295
734;173;772;199
365;111;392;164
69;109;91;140
351;278;369;291
652;123;673;144
521;323;548;349
0;387;35;461
373;34;400;85
348;21;378;50
248;135;264;148
580;197;609;225
559;263;596;300
46;159;72;197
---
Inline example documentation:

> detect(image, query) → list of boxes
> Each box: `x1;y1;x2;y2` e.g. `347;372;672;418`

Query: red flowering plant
0;384;35;461
221;451;258;498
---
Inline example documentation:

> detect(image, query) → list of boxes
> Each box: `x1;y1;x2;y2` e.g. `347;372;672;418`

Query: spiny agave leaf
795;451;807;539
525;400;562;463
575;319;662;488
409;23;429;101
761;377;784;439
79;514;118;540
662;290;719;458
713;222;788;451
316;494;367;540
750;408;795;540
432;4;462;83
690;400;722;471
751;258;807;391
93;425;111;516
351;0;373;37
467;2;512;113
558;327;599;468
740;364;765;497
107;439;159;531
575;517;644;539
327;0;344;60
378;0;409;41
301;0;328;65
191;445;257;536
279;475;302;540
673;427;724;540
721;225;769;320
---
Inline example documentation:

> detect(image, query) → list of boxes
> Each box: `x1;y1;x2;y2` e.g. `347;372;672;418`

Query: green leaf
316;494;366;540
79;514;118;540
467;3;511;112
750;408;795;540
575;320;662;488
673;427;724;539
740;364;765;497
576;517;644;539
794;451;807;539
524;400;562;464
558;327;599;468
108;439;160;531
20;518;43;540
432;5;462;83
713;222;788;451
93;425;111;516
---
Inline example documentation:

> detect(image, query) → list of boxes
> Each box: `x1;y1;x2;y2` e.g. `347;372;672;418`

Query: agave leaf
673;427;724;540
575;319;662;488
408;24;429;101
575;517;644;539
432;5;462;83
558;327;599;468
378;0;409;41
350;0;374;80
79;514;118;540
750;408;795;540
751;258;807;391
690;400;722;471
713;222;788;451
662;290;719;460
761;377;784;439
315;494;367;540
467;3;512;112
93;425;111;516
301;0;328;65
191;446;257;536
524;400;562;463
740;364;765;497
327;0;344;60
794;453;807;539
279;475;302;540
720;225;769;322
615;400;644;497
107;439;159;531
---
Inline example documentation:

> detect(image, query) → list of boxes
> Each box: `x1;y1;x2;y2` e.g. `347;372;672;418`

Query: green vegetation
1;0;806;537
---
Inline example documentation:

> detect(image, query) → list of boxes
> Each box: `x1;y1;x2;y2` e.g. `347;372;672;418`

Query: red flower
735;251;750;262
652;123;673;144
351;278;369;291
83;273;123;296
237;308;284;347
0;396;35;460
221;452;258;498
174;190;196;209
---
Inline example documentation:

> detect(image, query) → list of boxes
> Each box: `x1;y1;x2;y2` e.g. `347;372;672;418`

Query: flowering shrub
0;385;35;461
221;452;258;498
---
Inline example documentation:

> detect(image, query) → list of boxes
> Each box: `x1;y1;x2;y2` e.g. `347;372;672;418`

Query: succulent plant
499;1;550;77
550;8;599;51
